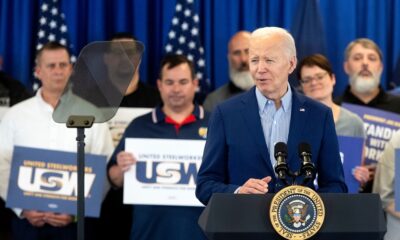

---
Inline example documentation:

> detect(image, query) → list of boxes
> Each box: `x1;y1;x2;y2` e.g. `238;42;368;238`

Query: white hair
251;27;296;59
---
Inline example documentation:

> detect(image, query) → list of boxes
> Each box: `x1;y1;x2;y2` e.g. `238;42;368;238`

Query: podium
199;193;386;240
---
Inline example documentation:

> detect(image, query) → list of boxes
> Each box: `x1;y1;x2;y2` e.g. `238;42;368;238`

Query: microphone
274;142;288;181
298;142;315;184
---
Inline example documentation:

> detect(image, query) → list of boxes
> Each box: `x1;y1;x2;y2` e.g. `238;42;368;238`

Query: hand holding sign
365;163;377;181
117;151;137;172
108;151;137;187
22;209;74;228
352;166;370;184
43;212;73;227
22;210;46;227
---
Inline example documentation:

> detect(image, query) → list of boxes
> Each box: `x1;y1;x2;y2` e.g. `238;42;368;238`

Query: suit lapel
287;90;309;164
240;88;274;172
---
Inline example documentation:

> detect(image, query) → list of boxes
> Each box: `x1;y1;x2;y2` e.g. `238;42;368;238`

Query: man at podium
196;27;348;205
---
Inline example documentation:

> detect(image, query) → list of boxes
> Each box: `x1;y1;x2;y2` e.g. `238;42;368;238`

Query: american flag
35;0;75;90
164;0;210;94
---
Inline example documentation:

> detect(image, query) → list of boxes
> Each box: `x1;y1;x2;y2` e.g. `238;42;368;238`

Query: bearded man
335;38;400;113
335;38;400;193
203;31;254;112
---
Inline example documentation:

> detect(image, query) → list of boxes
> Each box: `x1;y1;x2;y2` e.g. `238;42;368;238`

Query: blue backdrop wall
1;0;400;97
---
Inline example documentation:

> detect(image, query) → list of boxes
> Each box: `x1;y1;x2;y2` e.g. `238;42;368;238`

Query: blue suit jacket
196;86;348;205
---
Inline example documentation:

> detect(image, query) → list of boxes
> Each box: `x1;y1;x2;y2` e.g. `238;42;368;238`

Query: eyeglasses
300;72;329;85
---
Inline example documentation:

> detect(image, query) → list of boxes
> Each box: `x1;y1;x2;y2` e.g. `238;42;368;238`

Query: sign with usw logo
6;146;107;217
124;138;205;207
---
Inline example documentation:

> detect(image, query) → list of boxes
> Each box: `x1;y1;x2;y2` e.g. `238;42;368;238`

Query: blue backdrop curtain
1;0;400;97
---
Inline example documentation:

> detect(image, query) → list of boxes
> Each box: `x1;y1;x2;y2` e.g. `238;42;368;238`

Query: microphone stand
275;162;316;187
67;115;95;240
274;143;317;188
300;153;316;186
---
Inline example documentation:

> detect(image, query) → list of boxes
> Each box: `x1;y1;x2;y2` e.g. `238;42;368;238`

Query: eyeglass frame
299;71;330;85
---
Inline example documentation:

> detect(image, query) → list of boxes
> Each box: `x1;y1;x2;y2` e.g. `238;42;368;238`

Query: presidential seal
269;185;325;240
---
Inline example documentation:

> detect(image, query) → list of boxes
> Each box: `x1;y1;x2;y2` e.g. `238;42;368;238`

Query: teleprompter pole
67;116;95;240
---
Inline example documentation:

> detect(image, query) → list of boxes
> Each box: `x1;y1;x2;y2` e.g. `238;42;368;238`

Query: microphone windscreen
298;142;311;156
274;142;287;157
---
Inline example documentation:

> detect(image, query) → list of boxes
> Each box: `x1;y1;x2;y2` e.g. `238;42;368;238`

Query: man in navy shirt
107;54;208;240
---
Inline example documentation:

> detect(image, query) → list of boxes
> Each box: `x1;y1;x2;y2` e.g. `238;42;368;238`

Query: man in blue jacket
196;27;347;205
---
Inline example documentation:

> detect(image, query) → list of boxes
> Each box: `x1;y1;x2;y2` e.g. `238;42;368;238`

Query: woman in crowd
297;54;369;189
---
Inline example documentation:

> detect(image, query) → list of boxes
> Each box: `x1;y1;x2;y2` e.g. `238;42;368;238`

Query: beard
229;66;254;91
349;71;381;94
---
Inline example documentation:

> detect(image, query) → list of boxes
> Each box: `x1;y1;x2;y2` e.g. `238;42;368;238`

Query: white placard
124;138;205;207
107;107;152;146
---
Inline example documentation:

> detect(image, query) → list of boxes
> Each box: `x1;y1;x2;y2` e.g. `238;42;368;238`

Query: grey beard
349;72;381;94
229;68;254;91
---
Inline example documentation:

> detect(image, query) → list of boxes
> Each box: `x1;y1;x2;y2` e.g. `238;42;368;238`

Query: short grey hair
251;27;297;59
344;38;383;61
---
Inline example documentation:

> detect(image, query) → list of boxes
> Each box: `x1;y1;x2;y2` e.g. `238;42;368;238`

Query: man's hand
365;163;377;181
116;151;136;172
353;166;370;184
238;176;272;194
43;213;73;227
109;151;137;187
22;210;46;227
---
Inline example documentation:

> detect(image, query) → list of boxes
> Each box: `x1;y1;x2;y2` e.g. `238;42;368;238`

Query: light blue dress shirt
255;85;292;168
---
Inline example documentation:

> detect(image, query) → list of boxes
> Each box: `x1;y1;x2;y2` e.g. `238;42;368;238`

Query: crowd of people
0;28;399;240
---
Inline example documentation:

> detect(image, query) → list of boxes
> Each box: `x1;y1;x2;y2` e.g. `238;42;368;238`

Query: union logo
269;185;325;240
198;127;207;139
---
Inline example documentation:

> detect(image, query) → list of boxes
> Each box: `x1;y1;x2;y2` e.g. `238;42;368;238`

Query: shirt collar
151;104;204;123
35;88;54;112
255;85;292;112
281;85;292;112
345;85;388;105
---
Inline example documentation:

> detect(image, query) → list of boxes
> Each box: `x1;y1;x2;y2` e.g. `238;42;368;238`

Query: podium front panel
199;193;386;240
